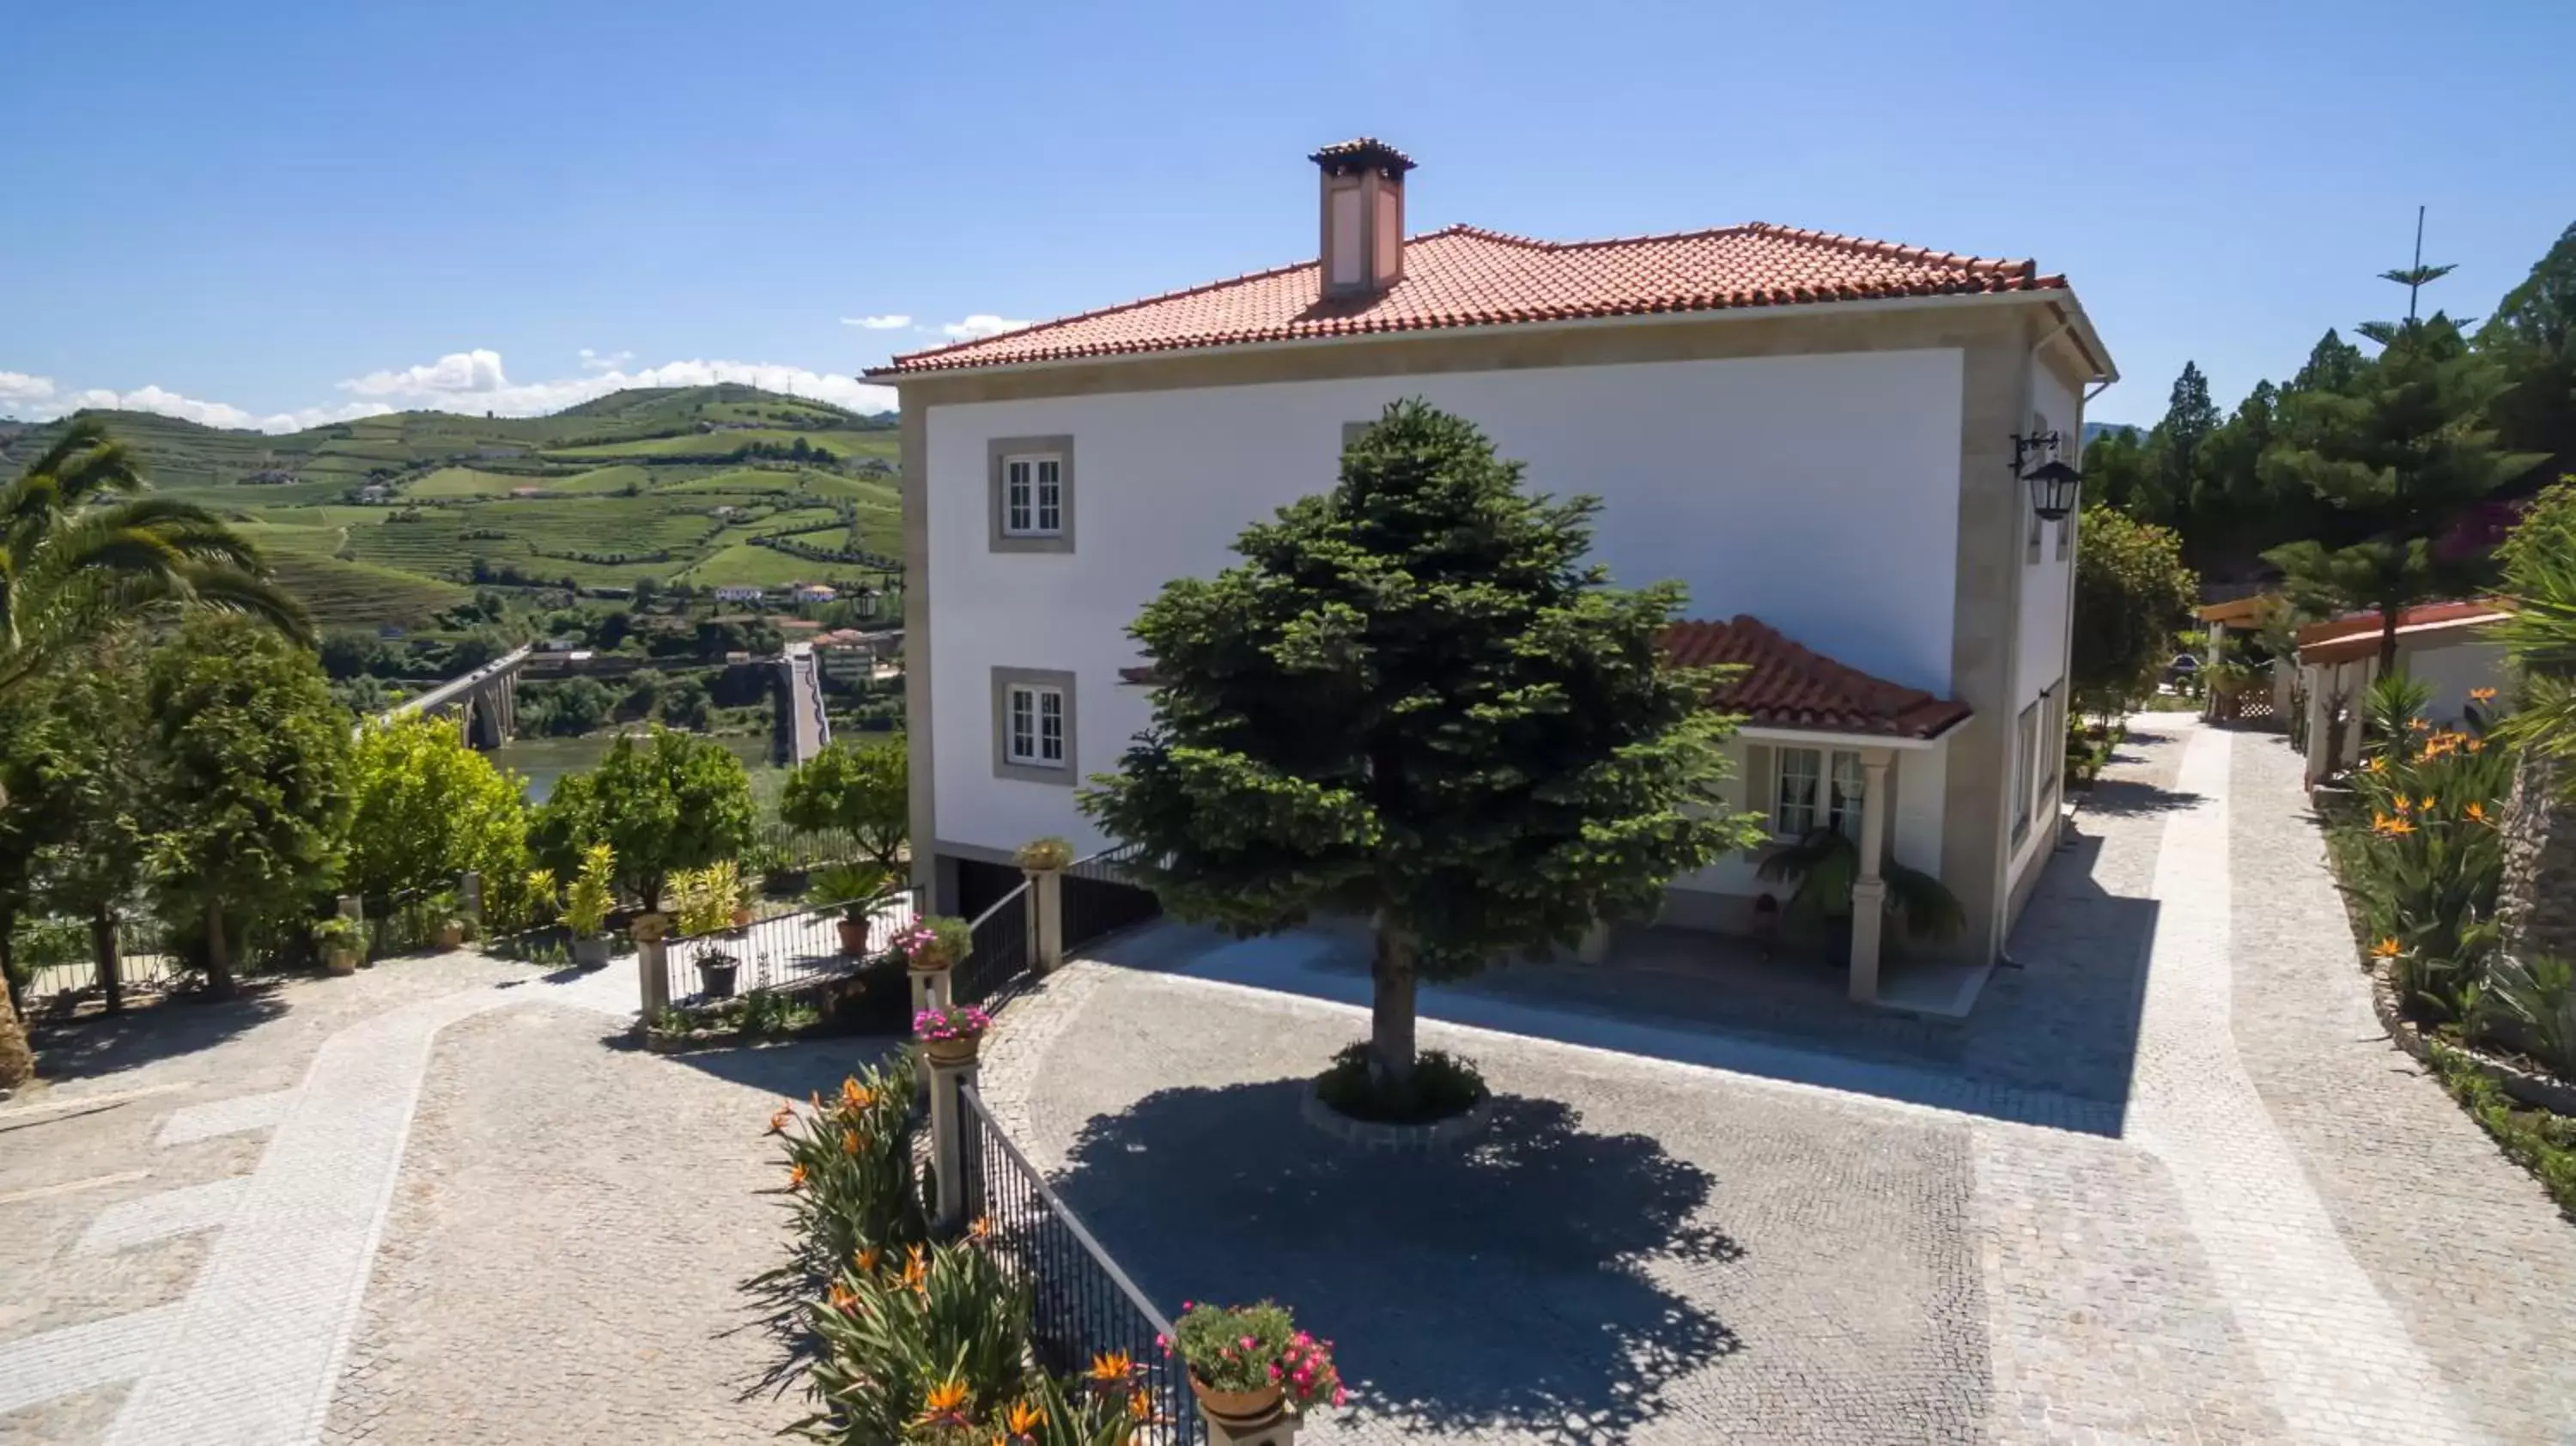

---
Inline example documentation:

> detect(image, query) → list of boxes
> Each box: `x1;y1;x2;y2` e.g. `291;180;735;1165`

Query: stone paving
978;719;2576;1444
4;718;2572;1443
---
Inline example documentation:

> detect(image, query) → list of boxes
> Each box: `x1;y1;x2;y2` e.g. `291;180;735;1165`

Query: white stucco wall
2405;636;2508;722
2016;364;2079;707
926;349;1967;857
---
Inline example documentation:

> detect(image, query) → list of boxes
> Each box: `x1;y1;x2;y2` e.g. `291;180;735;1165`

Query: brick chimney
1311;137;1414;300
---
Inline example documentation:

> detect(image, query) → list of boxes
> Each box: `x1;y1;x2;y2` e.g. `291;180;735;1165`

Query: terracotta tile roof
1662;616;1971;739
872;222;2066;377
1117;614;1970;741
2294;599;2512;667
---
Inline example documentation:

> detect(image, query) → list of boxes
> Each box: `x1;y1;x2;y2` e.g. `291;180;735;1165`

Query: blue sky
3;0;2568;432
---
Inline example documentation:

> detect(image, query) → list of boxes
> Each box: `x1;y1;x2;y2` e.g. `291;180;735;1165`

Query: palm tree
0;417;312;1089
2;416;311;699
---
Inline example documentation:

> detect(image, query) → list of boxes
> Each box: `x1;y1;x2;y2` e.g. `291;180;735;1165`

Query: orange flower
1005;1399;1048;1433
2372;814;2416;837
787;1163;807;1190
920;1378;970;1417
1087;1350;1133;1382
2391;795;2412;814
841;1129;860;1157
968;1216;993;1243
768;1103;793;1133
2465;801;2487;823
2408;717;2431;732
2371;937;2401;959
828;1281;857;1312
2470;686;2498;703
2468;738;2485;753
1127;1388;1154;1423
2420;796;2437;813
901;1245;927;1291
2364;756;2387;774
854;1246;881;1274
841;1077;872;1109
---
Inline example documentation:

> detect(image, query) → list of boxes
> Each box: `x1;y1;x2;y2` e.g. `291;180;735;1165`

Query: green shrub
2429;1042;2576;1218
1314;1040;1486;1124
2344;673;2512;1027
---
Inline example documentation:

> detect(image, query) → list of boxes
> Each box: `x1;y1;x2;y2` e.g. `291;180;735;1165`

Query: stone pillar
1848;750;1894;1005
336;895;363;923
926;1047;975;1230
635;914;671;1018
1026;868;1064;973
458;872;483;932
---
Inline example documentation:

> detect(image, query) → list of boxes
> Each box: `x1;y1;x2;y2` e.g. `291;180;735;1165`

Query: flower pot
697;956;739;999
732;905;756;930
837;916;871;957
1189;1376;1285;1430
325;947;359;977
573;935;612;970
435;920;466;951
921;1035;980;1067
908;951;955;976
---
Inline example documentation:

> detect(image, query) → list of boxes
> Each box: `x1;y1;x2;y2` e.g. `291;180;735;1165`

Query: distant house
509;485;545;498
713;586;768;605
793;584;838;605
355;484;392;503
2293;601;2512;786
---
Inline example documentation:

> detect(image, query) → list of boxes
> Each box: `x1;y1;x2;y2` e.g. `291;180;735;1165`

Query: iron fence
958;1082;1200;1444
663;887;920;1008
364;890;447;962
951;884;1030;1008
12;916;181;1006
1062;843;1161;958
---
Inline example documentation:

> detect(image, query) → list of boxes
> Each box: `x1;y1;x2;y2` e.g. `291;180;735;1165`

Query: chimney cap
1309;137;1415;178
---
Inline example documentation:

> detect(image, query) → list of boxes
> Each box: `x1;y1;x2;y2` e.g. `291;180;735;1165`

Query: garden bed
641;959;912;1053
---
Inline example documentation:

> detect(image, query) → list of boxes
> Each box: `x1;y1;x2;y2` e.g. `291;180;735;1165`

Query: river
489;732;777;803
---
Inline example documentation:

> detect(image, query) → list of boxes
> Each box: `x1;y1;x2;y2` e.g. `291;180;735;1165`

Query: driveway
976;720;2576;1444
0;957;872;1446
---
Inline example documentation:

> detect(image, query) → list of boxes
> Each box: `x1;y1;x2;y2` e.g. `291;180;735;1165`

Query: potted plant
912;1002;992;1066
313;915;363;976
809;861;894;956
1754;829;1964;961
434;911;469;951
1170;1300;1345;1428
672;866;741;998
895;915;971;975
1013;835;1075;872
560;844;617;969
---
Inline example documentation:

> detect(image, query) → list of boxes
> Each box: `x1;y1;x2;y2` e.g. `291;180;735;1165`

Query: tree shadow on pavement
25;982;290;1084
1050;1080;1743;1443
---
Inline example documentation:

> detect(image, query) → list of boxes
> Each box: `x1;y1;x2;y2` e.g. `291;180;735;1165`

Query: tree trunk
1369;914;1419;1089
92;907;123;1015
204;900;235;999
2378;611;2402;679
2500;753;2576;963
0;925;33;1089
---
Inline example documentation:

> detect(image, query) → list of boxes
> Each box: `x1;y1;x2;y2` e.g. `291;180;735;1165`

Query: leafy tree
2478;222;2576;480
1;417;311;699
343;716;531;906
144;616;352;995
779;738;908;871
2498;477;2576;769
659;675;712;731
0;690;77;1078
2081;425;2154;519
2146;362;2222;522
1080;401;1764;1086
532;726;754;910
525;675;613;736
2293;328;2368;396
27;641;158;1014
2069;504;2199;718
2260;313;2543;671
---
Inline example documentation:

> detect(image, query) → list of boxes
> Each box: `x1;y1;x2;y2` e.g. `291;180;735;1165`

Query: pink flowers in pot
893;914;972;970
1170;1300;1346;1411
912;1003;993;1042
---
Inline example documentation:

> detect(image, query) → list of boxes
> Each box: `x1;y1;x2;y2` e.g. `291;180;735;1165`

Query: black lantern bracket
2009;431;2082;523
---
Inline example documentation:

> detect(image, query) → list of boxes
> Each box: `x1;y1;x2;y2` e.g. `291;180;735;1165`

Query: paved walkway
978;720;2576;1443
0;955;856;1446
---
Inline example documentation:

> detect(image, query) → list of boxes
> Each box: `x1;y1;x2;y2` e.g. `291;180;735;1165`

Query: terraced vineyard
0;386;904;626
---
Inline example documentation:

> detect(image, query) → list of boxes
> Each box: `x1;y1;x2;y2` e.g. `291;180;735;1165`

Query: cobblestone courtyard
2;720;2571;1443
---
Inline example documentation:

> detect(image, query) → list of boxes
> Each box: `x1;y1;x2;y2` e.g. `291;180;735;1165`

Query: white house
867;139;2116;999
2293;601;2513;786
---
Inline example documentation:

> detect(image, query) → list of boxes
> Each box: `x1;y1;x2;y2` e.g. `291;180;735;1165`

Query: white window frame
1775;746;1866;840
990;666;1078;785
2013;702;2041;841
1001;454;1064;538
2038;687;2063;796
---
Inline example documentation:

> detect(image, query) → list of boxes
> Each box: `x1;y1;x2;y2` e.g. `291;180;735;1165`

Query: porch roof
1662;615;1971;740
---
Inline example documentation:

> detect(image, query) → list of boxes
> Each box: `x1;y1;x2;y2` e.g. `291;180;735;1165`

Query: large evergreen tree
1081;402;1764;1086
2477;222;2576;482
2260;296;2543;670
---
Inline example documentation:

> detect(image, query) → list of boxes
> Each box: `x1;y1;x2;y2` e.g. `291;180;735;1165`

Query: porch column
1847;748;1894;1004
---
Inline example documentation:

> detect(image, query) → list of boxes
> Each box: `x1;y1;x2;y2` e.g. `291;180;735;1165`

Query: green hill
0;385;903;627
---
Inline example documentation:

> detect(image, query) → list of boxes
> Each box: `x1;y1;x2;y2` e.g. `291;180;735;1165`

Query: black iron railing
665;887;920;1007
13;916;181;1005
958;1082;1200;1445
1062;842;1161;959
951;884;1030;1008
365;890;446;961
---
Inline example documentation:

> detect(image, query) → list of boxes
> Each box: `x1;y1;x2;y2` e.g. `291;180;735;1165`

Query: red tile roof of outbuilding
872;222;2067;377
1661;615;1971;740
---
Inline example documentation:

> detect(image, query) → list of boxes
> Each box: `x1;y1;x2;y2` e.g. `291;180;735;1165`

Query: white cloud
339;347;511;398
0;369;391;432
841;314;912;331
578;348;634;371
939;314;1032;341
0;371;60;410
